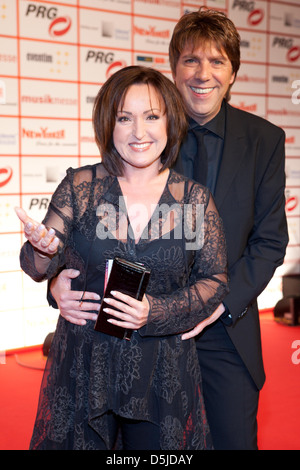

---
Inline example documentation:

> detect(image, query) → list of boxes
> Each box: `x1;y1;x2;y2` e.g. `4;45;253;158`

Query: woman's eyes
147;114;160;120
117;116;130;122
117;114;160;122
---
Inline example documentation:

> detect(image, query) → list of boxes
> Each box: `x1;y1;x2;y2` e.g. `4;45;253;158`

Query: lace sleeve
141;188;229;336
19;170;74;282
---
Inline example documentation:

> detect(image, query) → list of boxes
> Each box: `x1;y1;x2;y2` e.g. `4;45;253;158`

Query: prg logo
25;3;72;38
231;1;264;27
272;37;300;64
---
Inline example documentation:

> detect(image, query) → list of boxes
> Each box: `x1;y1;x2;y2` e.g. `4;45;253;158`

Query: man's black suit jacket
175;102;289;390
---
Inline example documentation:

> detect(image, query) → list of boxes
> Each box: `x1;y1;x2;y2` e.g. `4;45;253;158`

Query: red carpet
0;349;45;450
257;313;300;450
0;313;299;450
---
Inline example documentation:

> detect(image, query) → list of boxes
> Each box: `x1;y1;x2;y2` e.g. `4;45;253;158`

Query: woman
16;66;228;450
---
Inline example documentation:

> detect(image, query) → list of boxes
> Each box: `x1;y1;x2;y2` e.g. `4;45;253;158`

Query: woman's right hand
50;269;101;325
15;207;59;256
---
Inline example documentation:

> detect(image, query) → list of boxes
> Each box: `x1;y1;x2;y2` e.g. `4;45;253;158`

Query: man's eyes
183;58;225;65
184;58;197;64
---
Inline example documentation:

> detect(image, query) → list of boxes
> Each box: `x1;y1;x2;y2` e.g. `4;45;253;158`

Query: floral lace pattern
20;163;228;450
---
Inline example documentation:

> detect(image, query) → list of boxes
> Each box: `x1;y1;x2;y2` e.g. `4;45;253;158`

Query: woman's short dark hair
92;65;188;176
169;8;241;101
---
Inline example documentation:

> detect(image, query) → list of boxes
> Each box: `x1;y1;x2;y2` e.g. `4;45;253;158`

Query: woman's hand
50;269;101;326
15;207;59;256
103;291;150;330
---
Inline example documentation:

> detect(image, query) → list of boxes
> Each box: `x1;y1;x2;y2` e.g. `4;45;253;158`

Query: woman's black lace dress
20;163;229;450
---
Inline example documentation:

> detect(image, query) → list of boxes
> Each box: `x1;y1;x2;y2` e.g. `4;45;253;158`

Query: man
47;8;288;450
171;8;288;449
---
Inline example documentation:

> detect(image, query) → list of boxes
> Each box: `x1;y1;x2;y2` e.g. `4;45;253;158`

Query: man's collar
188;101;226;139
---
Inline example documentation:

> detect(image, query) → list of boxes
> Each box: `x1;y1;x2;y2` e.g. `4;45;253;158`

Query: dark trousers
118;418;160;450
196;320;259;450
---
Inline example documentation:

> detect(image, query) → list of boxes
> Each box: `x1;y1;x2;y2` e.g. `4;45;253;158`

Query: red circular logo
248;9;264;26
49;16;72;38
286;196;298;212
287;46;300;63
106;61;127;79
0;167;13;188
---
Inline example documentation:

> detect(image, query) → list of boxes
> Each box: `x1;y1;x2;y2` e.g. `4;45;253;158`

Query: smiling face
113;83;168;173
173;41;235;125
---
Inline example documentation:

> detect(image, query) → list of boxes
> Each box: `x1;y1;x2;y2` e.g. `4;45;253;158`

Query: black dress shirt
178;102;232;323
180;102;225;196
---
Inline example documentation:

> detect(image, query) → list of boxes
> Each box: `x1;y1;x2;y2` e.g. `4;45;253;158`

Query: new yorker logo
22;127;65;139
25;3;72;38
134;25;170;38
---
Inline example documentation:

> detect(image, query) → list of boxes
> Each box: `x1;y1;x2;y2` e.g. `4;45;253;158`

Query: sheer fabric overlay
20;164;228;450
